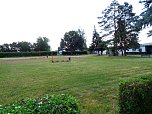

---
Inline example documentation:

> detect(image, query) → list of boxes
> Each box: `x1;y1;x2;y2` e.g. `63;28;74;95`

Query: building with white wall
126;42;152;54
101;42;152;55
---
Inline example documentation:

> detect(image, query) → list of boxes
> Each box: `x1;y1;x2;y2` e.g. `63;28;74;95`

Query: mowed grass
1;55;152;114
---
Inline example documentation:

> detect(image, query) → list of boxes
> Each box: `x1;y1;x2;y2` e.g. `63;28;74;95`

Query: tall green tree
59;39;65;50
78;29;87;50
35;37;50;51
90;26;107;55
59;30;87;51
98;0;120;56
98;0;140;56
115;19;126;56
139;0;152;37
116;2;140;56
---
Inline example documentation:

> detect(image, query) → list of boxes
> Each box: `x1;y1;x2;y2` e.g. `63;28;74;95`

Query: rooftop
141;42;152;46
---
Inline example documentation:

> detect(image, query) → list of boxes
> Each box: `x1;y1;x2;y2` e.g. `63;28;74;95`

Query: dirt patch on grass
0;56;84;64
52;56;84;61
0;57;48;64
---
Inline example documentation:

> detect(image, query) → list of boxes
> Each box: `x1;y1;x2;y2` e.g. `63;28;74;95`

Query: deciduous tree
10;42;19;52
18;41;31;52
90;26;107;55
35;37;50;51
59;30;87;51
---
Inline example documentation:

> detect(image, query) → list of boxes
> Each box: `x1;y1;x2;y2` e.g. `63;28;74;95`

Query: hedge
126;52;145;55
119;75;152;114
0;94;81;114
0;51;57;58
62;51;88;55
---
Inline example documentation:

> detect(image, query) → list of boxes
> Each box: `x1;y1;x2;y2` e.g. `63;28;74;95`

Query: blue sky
0;0;151;50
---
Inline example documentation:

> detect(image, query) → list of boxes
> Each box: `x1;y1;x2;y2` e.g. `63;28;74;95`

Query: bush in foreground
0;94;80;114
119;75;152;114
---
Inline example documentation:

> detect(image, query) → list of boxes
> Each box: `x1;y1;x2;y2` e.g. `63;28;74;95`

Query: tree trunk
121;49;123;56
113;4;118;56
98;50;100;56
124;42;127;56
101;50;103;55
114;40;118;56
120;42;123;56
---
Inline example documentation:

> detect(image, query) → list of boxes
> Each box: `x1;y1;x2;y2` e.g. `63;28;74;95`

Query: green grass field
0;55;152;114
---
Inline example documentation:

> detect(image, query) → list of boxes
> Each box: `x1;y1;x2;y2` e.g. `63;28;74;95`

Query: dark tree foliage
0;44;10;52
78;29;87;50
35;37;50;51
0;37;50;52
98;0;140;56
59;29;87;51
98;0;120;56
59;39;65;50
89;26;107;55
90;26;100;52
116;19;126;56
9;42;19;52
139;0;152;37
18;41;32;52
116;2;140;56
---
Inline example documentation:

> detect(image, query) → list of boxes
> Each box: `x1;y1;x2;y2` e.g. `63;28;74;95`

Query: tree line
0;29;87;53
1;0;152;56
0;37;50;52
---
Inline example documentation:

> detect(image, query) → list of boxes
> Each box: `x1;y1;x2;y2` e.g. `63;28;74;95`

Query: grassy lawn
0;55;152;114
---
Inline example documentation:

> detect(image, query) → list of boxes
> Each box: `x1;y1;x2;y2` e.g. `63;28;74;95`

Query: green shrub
119;75;152;114
126;52;141;55
0;51;57;58
62;51;88;55
0;94;81;114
